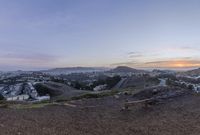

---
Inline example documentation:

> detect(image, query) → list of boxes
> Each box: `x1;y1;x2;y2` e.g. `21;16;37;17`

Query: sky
0;0;200;70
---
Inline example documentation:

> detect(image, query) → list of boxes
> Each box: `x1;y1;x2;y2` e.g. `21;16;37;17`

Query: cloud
127;52;138;55
143;59;200;68
111;61;138;66
0;52;59;68
127;51;144;59
180;46;194;50
129;54;144;58
179;46;200;51
111;58;200;69
164;46;200;53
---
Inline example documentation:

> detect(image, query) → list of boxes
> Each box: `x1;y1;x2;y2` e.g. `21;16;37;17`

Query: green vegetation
34;84;51;96
71;90;119;100
34;83;62;96
71;81;92;90
166;79;193;90
0;94;4;101
0;87;144;109
0;100;54;109
94;75;121;89
8;103;49;109
70;75;121;90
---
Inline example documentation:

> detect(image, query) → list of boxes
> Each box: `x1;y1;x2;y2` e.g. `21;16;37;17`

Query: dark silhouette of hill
110;66;147;73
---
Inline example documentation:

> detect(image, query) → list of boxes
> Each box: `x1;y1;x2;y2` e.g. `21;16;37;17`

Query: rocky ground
0;88;200;135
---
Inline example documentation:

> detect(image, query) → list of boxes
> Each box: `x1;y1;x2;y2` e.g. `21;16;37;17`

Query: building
6;94;30;101
93;84;107;91
36;95;50;101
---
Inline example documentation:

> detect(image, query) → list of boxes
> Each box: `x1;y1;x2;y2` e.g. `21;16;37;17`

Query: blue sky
0;0;200;70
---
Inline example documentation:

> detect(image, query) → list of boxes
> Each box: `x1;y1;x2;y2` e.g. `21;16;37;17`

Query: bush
34;84;62;96
92;76;121;89
0;94;4;101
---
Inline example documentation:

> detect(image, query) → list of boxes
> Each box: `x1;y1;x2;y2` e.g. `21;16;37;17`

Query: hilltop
110;66;147;73
182;68;200;76
42;67;109;75
0;86;199;135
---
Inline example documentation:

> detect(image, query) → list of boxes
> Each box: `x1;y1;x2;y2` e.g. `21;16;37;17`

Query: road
112;78;127;89
158;78;167;87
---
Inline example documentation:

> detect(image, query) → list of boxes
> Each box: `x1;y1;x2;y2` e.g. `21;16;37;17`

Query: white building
6;94;30;101
36;95;50;101
93;84;107;91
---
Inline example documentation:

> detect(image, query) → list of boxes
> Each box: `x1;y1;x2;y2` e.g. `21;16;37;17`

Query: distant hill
42;67;109;75
183;68;200;76
152;69;176;74
110;66;147;73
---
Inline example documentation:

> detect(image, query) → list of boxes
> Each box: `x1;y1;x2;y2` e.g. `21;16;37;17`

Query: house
93;84;107;91
6;94;30;101
36;95;50;101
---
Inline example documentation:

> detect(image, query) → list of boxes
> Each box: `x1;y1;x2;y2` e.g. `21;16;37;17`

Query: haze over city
0;0;200;70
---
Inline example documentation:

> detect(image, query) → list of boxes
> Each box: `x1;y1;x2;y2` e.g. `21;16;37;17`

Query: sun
175;63;185;67
172;61;188;68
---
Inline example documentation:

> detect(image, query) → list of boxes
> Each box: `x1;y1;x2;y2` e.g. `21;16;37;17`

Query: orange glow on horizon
171;61;190;68
135;59;200;69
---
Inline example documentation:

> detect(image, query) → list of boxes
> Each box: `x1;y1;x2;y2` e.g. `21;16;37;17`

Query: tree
188;84;194;90
0;94;4;100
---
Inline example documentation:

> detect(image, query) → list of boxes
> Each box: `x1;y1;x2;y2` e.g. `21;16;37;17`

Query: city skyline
0;0;200;70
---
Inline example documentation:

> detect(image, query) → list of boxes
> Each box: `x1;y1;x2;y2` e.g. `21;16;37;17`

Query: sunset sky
0;0;200;70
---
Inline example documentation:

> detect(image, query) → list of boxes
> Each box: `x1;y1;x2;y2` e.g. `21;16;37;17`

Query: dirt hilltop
0;89;200;135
